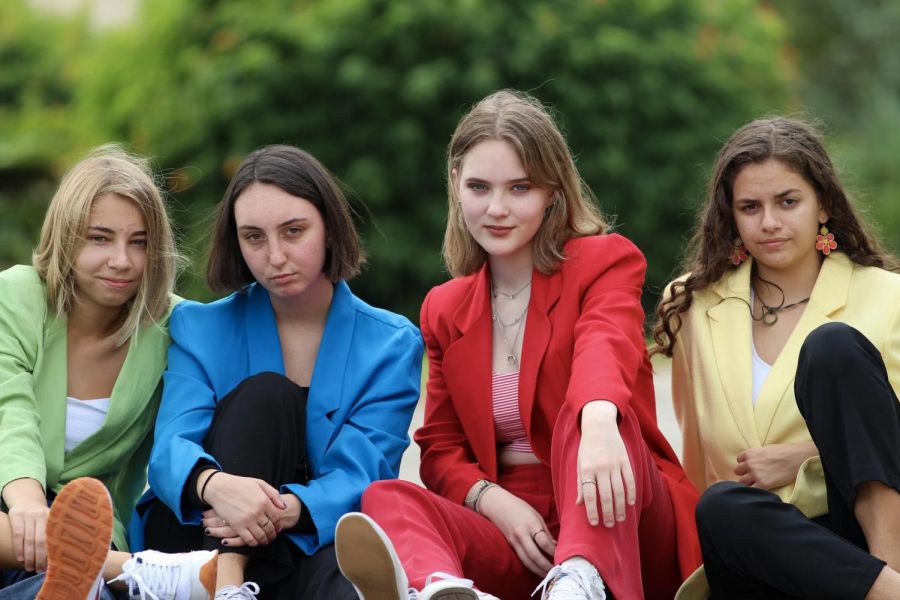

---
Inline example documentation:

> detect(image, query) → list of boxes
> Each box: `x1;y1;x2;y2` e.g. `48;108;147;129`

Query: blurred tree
4;0;792;320
777;0;900;253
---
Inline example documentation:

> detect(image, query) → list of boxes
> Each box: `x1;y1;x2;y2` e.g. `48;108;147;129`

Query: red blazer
415;233;702;578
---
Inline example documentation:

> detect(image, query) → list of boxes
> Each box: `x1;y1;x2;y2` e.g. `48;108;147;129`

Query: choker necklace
492;279;532;300
753;288;810;326
492;299;528;366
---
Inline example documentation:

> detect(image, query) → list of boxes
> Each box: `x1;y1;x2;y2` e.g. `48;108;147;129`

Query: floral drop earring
728;237;749;265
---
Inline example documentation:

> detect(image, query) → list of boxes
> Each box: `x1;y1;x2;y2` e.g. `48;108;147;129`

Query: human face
234;182;328;304
731;159;828;278
456;139;552;268
72;193;147;316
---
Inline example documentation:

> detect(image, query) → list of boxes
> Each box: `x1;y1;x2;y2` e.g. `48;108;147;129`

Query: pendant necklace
753;287;810;326
491;291;529;366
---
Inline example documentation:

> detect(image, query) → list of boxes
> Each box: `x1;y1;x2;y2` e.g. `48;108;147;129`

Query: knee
224;371;300;413
695;481;763;542
798;323;872;376
361;480;426;515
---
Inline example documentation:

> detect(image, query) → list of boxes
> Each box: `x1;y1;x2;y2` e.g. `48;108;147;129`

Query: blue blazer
133;281;423;554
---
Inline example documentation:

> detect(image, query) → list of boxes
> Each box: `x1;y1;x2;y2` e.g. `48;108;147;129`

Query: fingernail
590;519;598;526
222;540;229;546
605;520;614;528
204;528;210;535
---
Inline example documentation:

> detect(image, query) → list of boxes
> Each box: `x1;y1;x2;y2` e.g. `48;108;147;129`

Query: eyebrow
237;217;309;231
87;225;147;236
464;176;532;184
734;188;803;203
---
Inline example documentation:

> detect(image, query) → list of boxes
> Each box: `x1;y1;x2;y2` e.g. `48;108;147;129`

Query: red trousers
361;404;681;599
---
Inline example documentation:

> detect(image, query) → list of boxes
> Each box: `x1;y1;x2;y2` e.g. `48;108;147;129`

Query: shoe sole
336;513;406;600
37;477;113;600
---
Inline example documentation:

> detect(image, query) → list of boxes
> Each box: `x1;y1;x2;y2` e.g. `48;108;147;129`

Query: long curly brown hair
651;117;898;357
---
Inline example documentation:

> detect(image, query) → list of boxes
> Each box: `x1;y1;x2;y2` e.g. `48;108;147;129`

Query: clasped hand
200;472;300;547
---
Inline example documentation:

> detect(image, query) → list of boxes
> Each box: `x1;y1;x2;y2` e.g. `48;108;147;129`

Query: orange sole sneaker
37;477;113;600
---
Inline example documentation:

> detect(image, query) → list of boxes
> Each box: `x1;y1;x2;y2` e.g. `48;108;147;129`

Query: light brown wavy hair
651;116;898;357
443;90;607;277
33;144;180;346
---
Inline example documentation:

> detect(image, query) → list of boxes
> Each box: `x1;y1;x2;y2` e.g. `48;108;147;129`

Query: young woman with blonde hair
335;90;701;600
654;117;900;599
0;146;217;600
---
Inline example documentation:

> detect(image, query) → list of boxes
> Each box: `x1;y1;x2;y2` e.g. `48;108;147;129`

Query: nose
268;240;287;266
107;242;132;270
760;206;781;231
485;191;509;218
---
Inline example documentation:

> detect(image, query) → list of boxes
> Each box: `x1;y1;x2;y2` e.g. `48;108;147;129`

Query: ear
818;205;829;225
450;168;459;189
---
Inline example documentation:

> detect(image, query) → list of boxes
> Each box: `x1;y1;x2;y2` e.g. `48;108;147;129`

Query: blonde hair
443;90;607;277
33;144;179;345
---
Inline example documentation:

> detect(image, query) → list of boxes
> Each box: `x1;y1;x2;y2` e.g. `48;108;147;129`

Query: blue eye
467;182;488;191
511;184;530;192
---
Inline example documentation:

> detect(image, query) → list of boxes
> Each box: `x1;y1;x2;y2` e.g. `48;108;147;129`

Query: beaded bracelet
199;469;221;504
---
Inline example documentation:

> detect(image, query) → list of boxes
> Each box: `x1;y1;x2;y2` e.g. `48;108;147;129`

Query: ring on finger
530;529;544;541
259;519;270;528
580;478;597;486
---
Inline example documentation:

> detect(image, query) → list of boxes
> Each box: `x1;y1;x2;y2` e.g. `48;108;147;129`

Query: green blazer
0;265;177;550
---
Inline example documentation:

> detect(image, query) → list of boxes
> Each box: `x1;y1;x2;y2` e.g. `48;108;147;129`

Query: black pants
697;323;900;600
144;372;356;600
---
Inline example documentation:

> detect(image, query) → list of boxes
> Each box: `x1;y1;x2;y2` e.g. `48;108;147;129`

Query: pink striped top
492;371;532;453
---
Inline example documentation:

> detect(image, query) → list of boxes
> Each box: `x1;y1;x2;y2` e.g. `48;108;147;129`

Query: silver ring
530;529;544;541
260;520;270;528
580;478;597;486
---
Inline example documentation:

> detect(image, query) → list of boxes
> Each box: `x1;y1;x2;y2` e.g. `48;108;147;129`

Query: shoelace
107;556;178;600
407;572;476;599
215;582;260;600
532;564;606;600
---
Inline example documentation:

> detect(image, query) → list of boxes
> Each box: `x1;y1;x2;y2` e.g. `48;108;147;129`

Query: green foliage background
1;0;897;322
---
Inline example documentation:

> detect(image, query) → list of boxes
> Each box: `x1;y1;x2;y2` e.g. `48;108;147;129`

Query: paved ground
398;357;681;485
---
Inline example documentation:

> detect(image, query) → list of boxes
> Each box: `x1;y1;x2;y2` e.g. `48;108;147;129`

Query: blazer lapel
309;281;354;418
754;254;851;442
442;268;497;478
518;268;560;436
706;262;760;449
245;284;286;376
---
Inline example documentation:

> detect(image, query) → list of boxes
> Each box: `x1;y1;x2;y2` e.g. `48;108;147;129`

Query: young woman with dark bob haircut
0;145;224;600
335;90;701;600
653;117;900;599
132;144;424;600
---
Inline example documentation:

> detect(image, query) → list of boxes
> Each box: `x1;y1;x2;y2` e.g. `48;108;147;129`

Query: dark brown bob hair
207;145;365;293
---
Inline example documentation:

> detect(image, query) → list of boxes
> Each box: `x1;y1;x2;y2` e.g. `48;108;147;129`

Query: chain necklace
752;285;810;326
491;279;532;300
491;291;529;366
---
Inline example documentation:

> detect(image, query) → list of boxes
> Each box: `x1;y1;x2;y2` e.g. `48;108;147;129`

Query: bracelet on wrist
199;470;221;505
472;481;498;514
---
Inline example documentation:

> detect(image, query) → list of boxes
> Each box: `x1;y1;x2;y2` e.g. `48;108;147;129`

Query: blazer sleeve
565;235;649;418
283;323;423;554
671;334;706;491
415;290;490;503
886;298;900;398
147;307;221;522
0;275;47;497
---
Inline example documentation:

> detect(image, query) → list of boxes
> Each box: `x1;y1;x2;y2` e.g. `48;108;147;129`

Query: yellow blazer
672;252;900;598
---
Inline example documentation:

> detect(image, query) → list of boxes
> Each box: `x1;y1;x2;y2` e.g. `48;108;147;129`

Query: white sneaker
214;583;259;600
336;512;410;600
418;572;499;600
533;561;606;600
108;549;218;600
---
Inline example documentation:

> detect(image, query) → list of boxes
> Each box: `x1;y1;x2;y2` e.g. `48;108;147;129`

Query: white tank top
65;396;111;453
